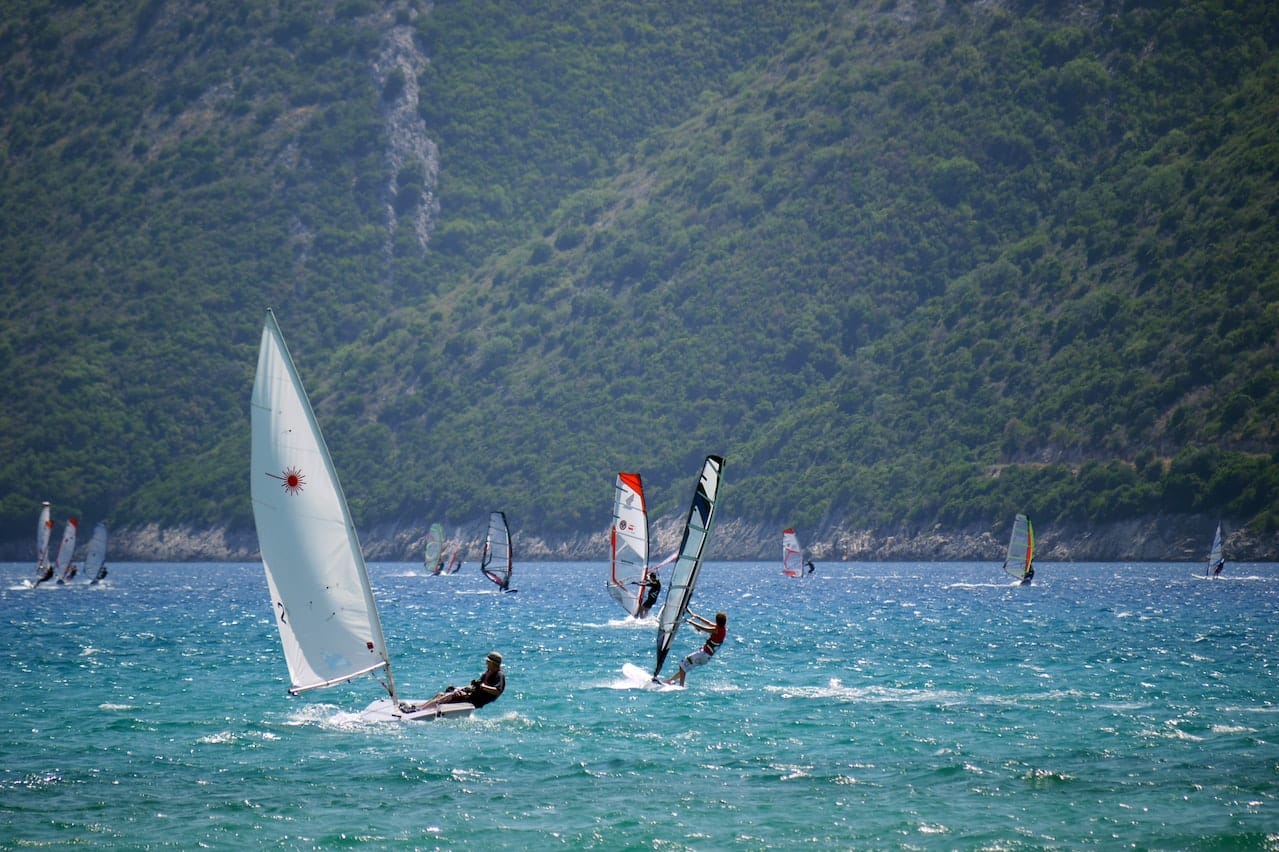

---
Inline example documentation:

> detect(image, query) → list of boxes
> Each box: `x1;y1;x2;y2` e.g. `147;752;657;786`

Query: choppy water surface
3;561;1278;848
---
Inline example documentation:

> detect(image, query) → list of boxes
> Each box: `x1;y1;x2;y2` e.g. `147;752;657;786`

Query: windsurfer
32;565;55;587
1213;558;1225;578
664;611;727;686
1021;562;1035;585
401;651;505;713
805;560;815;575
634;572;661;618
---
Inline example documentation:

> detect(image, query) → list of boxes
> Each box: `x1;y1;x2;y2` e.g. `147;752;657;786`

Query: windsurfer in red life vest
664;610;727;686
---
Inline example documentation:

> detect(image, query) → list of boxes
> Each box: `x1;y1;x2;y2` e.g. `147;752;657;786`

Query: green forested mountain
2;0;1277;558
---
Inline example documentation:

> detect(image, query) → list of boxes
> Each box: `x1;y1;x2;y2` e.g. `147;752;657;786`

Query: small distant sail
34;502;53;581
1001;513;1034;582
425;523;444;574
55;518;79;582
1207;522;1224;577
654;455;725;680
480;511;514;592
607;472;649;617
444;542;463;574
782;527;804;577
85;522;108;583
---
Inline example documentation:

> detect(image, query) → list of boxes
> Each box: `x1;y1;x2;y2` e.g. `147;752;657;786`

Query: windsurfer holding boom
664;611;727;686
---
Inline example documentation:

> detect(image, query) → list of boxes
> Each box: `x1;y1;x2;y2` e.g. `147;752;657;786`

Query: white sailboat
53;518;79;584
1207;522;1224;578
653;455;725;680
1001;513;1035;585
31;501;54;586
86;522;109;584
251;310;471;721
606;472;650;617
480;511;515;592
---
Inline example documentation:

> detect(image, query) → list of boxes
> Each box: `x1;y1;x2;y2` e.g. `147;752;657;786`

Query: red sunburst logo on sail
267;466;306;495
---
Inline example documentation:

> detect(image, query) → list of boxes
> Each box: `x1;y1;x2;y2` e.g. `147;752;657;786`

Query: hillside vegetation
2;0;1277;558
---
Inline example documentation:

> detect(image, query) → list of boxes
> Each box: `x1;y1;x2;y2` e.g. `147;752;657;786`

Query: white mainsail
54;518;79;582
85;522;108;583
1002;513;1034;582
654;455;725;679
781;527;803;577
480;511;514;591
1207;522;1224;577
607;472;649;617
34;501;52;581
251;310;396;698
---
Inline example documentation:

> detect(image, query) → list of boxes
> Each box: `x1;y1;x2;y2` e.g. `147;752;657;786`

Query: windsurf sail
251;310;397;699
1207;522;1224;577
606;472;649;617
85;522;108;583
782;527;804;577
34;501;53;581
480;510;514;591
425;522;444;575
1001;513;1034;581
444;542;463;574
54;518;79;582
653;455;725;679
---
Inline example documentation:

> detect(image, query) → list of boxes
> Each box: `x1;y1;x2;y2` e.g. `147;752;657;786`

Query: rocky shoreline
5;514;1273;563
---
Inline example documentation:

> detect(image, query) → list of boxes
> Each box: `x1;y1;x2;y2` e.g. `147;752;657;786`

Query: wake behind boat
251;310;471;722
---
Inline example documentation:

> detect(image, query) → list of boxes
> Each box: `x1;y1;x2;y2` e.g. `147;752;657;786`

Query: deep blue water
3;560;1279;849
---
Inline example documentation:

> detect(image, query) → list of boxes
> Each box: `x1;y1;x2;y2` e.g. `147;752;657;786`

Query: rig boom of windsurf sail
607;472;649;617
653;455;725;679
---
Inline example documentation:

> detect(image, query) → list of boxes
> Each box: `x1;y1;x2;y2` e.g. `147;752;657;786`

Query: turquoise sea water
3;560;1279;849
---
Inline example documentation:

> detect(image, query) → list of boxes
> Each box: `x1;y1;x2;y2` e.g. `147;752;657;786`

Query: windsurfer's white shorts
678;649;713;673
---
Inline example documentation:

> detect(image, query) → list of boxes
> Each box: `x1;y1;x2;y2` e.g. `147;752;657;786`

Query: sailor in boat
664;611;728;687
634;571;661;618
1020;562;1035;585
400;651;506;713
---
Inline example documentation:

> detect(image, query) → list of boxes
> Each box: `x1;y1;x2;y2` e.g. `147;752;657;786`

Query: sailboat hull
360;698;475;722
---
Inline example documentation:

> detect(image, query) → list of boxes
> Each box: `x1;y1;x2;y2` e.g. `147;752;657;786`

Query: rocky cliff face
8;514;1267;563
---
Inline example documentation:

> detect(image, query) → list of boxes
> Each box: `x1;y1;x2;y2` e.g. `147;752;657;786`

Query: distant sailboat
86;522;109;584
32;502;54;587
781;527;804;577
425;522;445;575
251;309;471;721
607;472;650;617
653;455;725;680
53;518;79;584
480;511;515;592
443;542;464;574
1001;513;1034;585
1207;522;1224;578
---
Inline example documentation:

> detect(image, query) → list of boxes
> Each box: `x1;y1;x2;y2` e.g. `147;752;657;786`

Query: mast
251;309;397;702
654;455;725;679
